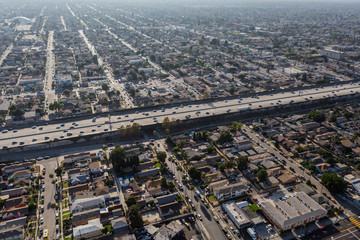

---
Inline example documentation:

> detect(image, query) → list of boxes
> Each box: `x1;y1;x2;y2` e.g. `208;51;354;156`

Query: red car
319;226;325;230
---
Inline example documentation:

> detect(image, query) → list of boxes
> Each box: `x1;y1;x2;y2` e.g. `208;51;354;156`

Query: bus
43;229;48;239
247;227;257;240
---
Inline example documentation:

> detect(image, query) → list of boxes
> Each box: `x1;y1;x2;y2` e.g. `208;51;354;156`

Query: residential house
72;209;101;227
213;182;249;202
0;226;24;240
68;183;89;196
69;174;90;186
89;162;101;175
136;168;159;179
2;162;33;177
73;218;103;240
111;217;129;231
9;170;31;180
71;195;107;214
153;220;184;240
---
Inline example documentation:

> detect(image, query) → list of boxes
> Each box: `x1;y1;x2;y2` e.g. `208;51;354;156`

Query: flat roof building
223;201;252;229
260;192;327;230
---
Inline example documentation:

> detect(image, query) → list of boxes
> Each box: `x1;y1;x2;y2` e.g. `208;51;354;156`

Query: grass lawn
63;210;70;214
63;181;69;188
248;203;261;212
63;213;71;219
208;195;217;203
155;163;161;168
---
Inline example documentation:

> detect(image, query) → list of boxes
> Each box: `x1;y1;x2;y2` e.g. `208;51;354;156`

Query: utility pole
108;113;112;130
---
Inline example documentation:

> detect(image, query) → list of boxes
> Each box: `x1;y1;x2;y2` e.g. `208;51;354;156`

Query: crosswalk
349;217;360;228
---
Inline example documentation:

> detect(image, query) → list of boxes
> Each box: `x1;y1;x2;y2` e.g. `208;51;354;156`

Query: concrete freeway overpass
1;81;360;154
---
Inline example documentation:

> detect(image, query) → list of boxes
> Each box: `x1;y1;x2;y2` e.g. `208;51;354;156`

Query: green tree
219;163;226;172
188;167;202;180
237;156;249;170
63;89;70;97
161;177;168;188
54;167;63;177
0;198;5;209
102;83;109;92
206;145;215;154
217;131;233;144
308;110;325;123
157;151;167;163
125;196;137;208
257;168;268;182
321;173;346;193
127;204;143;228
109;146;127;172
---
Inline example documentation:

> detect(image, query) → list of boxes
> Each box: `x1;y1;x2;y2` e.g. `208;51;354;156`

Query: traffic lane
193;192;226;240
322;227;360;240
305;219;357;240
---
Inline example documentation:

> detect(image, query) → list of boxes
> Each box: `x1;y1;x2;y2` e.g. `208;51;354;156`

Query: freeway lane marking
341;226;357;233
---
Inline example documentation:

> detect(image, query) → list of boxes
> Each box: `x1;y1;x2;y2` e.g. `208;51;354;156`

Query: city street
41;157;59;240
158;139;227;240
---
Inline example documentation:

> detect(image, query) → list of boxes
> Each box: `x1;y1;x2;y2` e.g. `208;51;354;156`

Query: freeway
1;82;360;149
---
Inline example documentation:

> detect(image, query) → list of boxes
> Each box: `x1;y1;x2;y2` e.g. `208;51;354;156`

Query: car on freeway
2;146;7;149
31;125;37;129
44;136;49;140
2;130;8;133
97;124;101;127
56;126;60;129
32;138;37;142
19;142;24;145
12;141;17;145
117;116;121;119
92;129;96;132
67;132;72;136
104;129;109;131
